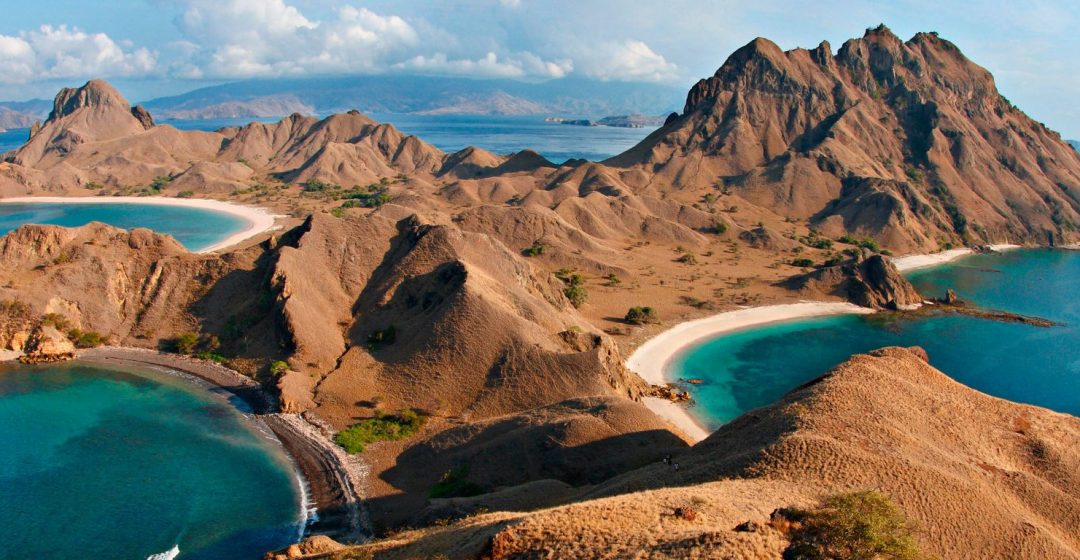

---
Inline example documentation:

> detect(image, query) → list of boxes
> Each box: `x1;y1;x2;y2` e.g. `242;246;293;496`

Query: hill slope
610;25;1080;251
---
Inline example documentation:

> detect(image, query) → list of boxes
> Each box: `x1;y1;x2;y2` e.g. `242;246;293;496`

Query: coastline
892;243;1022;272
71;347;368;543
0;195;282;253
626;302;875;443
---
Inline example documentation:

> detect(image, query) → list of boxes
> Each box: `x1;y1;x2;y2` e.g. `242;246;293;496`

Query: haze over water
673;249;1080;428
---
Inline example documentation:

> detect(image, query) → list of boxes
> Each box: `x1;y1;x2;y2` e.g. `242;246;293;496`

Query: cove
672;249;1080;429
0;362;303;559
0;200;253;252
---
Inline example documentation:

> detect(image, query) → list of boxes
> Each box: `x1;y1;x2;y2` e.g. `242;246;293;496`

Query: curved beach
73;347;368;542
627;301;875;443
892;243;1022;272
0;196;281;253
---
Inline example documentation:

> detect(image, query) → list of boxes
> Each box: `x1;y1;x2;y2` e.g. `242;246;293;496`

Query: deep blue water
0;127;29;154
0;202;250;252
0;363;303;559
672;249;1080;428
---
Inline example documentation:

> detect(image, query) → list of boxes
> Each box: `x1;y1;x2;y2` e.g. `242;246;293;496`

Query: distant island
545;113;670;128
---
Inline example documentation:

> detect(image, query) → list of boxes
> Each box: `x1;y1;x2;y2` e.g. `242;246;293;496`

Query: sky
1;0;1078;136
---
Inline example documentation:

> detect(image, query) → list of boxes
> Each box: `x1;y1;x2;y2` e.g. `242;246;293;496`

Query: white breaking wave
146;544;180;560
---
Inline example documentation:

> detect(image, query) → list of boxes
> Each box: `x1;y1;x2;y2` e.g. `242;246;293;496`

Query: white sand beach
0;196;281;253
627;301;875;443
892;244;1022;272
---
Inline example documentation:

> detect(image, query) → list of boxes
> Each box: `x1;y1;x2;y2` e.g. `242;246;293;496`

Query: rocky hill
309;347;1080;559
610;25;1080;250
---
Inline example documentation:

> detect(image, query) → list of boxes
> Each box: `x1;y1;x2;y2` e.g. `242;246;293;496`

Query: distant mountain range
1070;139;1080;152
0;99;51;129
140;75;684;120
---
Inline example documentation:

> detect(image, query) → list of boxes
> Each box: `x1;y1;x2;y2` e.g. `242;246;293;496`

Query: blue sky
2;1;1078;136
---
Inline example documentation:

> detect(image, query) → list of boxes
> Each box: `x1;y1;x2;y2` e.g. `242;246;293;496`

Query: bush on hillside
624;306;658;325
781;490;922;560
334;409;426;454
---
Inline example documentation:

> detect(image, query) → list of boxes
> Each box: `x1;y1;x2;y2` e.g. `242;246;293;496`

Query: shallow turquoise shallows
0;363;303;559
672;249;1080;429
0;202;250;252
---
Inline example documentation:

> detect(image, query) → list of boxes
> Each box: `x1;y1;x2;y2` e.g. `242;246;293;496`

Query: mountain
1070;139;1080;152
0;99;50;129
610;25;1080;250
141;75;684;119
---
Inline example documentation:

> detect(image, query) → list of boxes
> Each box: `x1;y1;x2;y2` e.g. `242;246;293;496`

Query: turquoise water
0;202;250;252
0;362;303;559
673;249;1080;428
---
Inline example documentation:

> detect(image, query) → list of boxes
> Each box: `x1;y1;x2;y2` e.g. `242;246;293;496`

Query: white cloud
572;40;678;82
397;51;571;79
0;25;156;84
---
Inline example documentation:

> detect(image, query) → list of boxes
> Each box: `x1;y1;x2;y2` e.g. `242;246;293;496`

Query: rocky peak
48;79;131;123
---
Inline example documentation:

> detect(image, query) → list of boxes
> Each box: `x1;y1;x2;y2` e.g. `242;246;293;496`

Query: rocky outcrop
21;324;75;361
783;251;921;309
130;104;154;129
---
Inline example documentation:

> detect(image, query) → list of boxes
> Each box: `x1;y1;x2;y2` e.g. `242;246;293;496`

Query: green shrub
429;465;485;499
714;219;729;234
367;325;397;350
148;175;172;192
563;283;588;308
171;332;219;356
270;360;289;377
791;258;815;268
625;306;658;325
605;273;621;287
302;179;337;193
68;329;107;348
41;313;71;331
782;490;922;560
176;190;194;198
333;409;426;454
523;240;546;257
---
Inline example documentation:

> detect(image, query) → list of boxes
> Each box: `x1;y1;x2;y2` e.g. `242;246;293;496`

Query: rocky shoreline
72;347;369;543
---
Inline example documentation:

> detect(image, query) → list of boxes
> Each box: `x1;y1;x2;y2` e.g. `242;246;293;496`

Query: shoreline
0;195;282;253
626;302;875;443
625;243;1028;444
71;347;368;543
892;243;1022;272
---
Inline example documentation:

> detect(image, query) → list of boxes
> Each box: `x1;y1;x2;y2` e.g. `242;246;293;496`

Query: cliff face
612;26;1080;251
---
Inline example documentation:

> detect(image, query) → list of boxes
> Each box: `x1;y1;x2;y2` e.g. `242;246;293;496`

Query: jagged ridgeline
612;25;1080;250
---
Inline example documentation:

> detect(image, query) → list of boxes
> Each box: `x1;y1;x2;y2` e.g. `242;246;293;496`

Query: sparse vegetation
557;270;588;308
791;258;815;268
270;360;289;377
838;235;884;254
429;465;485;499
605;273;622;287
781;490;923;560
676;252;698;265
624;306;658;325
367;325;397;350
176;190;194;198
334;409;426;454
523;240;546;257
68;329;107;348
713;218;729;234
169;331;219;356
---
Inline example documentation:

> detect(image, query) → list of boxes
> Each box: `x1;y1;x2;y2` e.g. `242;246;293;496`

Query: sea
1;114;656;164
0;201;250;252
0;362;303;559
671;249;1080;429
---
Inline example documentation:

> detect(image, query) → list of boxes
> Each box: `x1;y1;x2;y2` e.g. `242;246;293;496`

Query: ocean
0;362;303;559
0;201;251;252
671;249;1080;428
1;115;656;164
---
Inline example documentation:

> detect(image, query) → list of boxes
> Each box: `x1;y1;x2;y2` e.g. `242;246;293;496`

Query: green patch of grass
68;329;107;348
334;409;425;454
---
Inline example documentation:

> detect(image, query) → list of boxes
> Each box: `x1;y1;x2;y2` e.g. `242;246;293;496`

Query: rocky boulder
783;251;922;309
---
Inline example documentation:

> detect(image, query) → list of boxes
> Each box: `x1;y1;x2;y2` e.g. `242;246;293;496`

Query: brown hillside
320;347;1080;560
610;25;1080;251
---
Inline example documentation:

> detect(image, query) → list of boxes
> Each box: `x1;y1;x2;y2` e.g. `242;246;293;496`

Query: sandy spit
626;302;875;443
0;196;282;253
